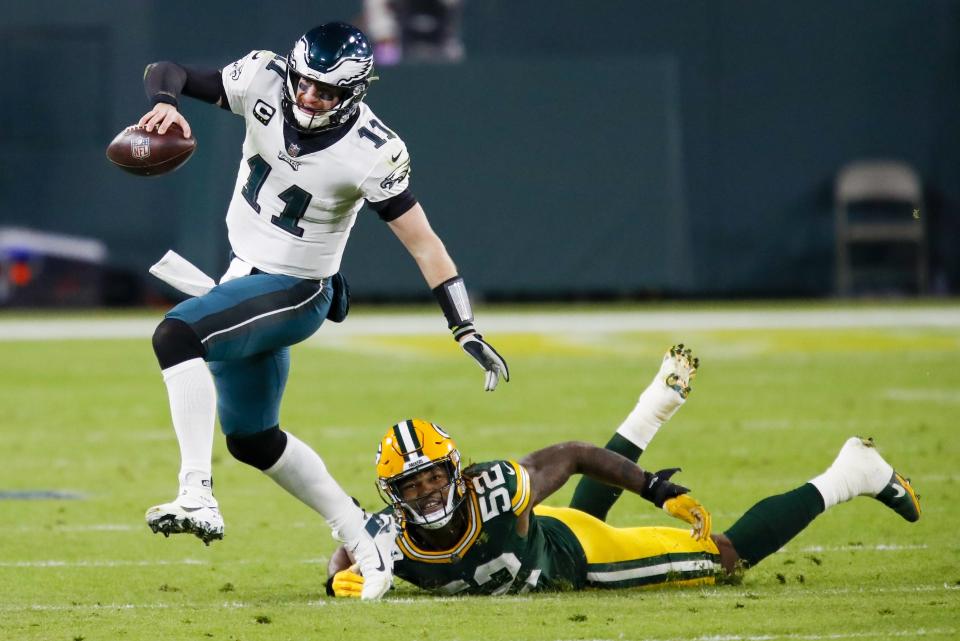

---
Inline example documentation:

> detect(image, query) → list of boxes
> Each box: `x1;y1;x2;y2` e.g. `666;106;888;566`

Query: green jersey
387;460;588;595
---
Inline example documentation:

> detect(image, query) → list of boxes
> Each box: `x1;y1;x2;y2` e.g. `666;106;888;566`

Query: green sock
569;433;643;521
724;483;826;567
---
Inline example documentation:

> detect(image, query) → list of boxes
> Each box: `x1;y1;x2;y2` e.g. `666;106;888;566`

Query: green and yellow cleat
873;469;921;523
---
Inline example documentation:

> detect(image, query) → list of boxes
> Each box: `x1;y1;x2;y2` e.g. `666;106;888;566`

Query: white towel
149;250;216;297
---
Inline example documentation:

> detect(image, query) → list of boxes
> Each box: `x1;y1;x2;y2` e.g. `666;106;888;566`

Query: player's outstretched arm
519;442;711;539
388;205;509;391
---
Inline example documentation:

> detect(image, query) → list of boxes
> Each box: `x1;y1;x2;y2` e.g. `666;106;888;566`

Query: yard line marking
0;546;927;570
0;557;344;568
883;388;960;404
56;524;136;532
1;307;958;341
3;524;136;533
0;559;209;568
2;603;172;612
606;628;959;641
553;629;960;641
4;593;955;614
796;543;928;552
914;473;960;482
645;584;951;599
0;490;84;500
5;522;315;533
0;602;253;613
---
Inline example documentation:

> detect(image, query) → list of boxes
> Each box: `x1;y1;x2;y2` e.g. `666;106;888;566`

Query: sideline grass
1;310;957;640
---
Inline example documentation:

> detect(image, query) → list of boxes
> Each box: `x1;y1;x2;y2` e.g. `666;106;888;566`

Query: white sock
264;432;364;541
808;438;893;509
808;469;849;510
615;377;685;450
161;358;216;490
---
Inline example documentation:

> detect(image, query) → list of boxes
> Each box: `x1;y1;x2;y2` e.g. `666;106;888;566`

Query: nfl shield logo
131;136;150;159
287;142;301;157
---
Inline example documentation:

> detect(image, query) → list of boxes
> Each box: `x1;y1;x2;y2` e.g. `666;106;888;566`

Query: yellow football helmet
376;419;466;529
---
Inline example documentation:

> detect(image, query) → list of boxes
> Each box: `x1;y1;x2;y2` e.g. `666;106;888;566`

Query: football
106;123;196;176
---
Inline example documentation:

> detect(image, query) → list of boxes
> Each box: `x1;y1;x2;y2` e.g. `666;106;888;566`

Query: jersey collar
282;108;360;157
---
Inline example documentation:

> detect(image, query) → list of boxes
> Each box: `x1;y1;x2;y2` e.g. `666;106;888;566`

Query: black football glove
457;325;510;392
640;467;690;508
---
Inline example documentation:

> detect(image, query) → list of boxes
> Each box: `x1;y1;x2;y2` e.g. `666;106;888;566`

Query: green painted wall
2;1;957;298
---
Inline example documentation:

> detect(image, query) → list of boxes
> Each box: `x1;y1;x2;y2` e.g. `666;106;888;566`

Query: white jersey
220;50;412;279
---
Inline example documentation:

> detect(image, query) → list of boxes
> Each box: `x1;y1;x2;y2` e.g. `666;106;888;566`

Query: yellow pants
534;505;721;589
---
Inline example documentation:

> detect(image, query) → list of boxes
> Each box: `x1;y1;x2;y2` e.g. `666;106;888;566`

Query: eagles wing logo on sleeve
230;59;245;81
380;159;411;191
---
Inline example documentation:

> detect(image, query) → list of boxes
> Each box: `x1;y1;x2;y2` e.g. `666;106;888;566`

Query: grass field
1;304;958;641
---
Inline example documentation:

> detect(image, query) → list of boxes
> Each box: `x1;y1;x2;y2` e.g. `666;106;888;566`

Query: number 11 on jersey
241;154;311;238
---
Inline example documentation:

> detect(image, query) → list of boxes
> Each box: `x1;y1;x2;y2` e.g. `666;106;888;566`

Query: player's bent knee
226;427;288;471
152;318;205;369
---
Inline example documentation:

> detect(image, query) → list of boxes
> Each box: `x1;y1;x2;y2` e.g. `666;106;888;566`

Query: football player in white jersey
135;22;508;600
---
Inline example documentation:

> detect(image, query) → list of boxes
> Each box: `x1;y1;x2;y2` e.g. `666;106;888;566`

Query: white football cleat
659;344;699;400
343;512;396;600
614;344;700;450
817;437;921;522
145;487;224;545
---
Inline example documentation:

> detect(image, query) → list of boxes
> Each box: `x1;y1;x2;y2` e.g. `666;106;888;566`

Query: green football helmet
282;22;374;132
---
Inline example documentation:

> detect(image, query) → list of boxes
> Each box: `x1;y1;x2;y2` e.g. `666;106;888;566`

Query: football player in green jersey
328;346;922;596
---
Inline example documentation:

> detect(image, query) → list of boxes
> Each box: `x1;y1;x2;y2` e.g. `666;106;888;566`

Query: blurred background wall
1;0;957;304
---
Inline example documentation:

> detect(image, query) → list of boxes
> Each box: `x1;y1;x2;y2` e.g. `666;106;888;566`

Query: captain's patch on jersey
253;99;276;125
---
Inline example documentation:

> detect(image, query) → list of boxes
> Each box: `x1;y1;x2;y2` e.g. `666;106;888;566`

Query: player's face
295;77;345;112
397;465;452;516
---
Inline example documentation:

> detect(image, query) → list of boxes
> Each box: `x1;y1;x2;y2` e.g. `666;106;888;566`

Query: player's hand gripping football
329;564;364;598
663;494;712;541
138;103;193;138
458;331;509;391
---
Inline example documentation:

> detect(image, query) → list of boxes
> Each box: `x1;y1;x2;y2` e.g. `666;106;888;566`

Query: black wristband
325;575;336;597
432;275;474;333
151;92;179;108
640;468;690;508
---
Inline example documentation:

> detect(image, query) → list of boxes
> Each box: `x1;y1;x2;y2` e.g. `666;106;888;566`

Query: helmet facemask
379;457;467;530
376;419;467;529
282;67;369;132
